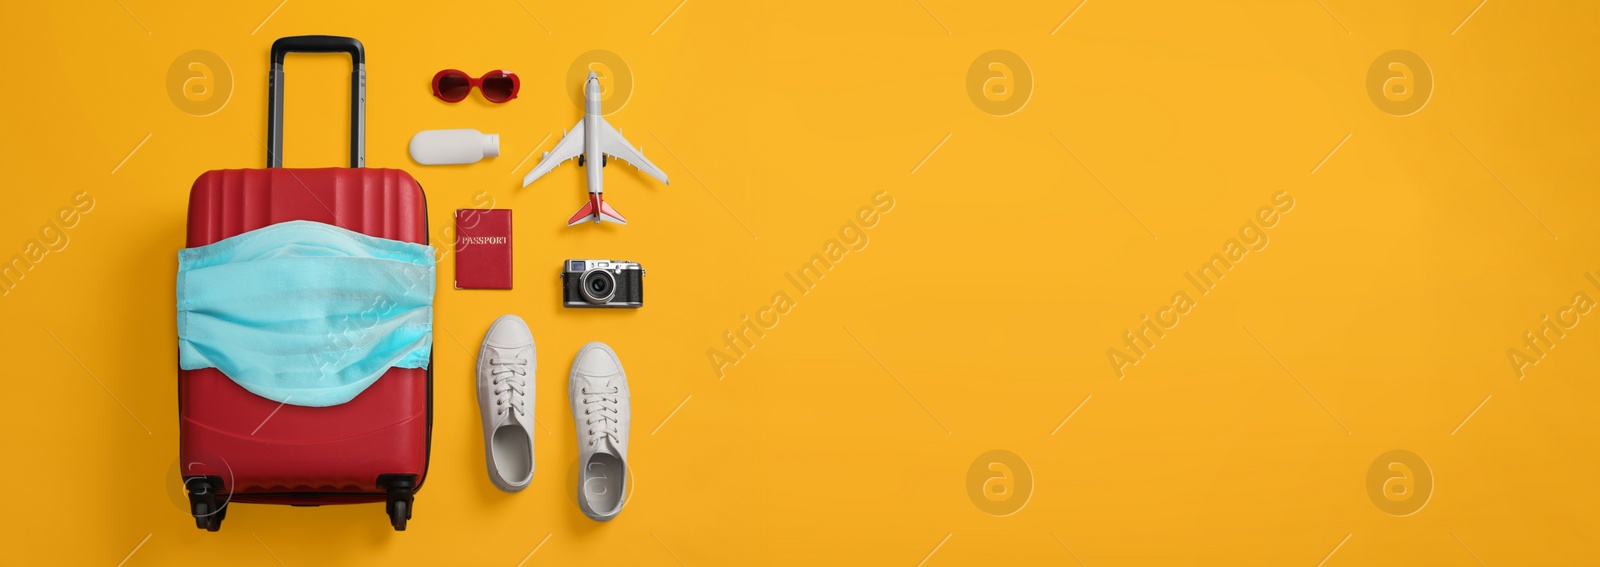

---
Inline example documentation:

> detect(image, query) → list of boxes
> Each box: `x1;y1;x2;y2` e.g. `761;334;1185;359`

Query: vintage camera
562;259;644;308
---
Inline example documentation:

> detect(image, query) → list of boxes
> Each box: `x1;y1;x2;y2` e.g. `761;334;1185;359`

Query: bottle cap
482;134;500;158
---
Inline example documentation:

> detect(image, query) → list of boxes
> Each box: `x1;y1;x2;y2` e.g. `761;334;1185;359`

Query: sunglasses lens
436;72;471;102
481;72;517;102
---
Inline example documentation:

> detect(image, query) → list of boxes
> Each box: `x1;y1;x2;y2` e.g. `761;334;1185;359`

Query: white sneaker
570;342;631;521
477;315;536;493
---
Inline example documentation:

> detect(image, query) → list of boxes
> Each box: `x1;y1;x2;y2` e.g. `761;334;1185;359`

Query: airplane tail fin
566;194;627;226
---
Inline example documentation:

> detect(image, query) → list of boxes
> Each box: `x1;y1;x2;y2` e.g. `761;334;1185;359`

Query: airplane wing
521;118;585;187
596;117;669;185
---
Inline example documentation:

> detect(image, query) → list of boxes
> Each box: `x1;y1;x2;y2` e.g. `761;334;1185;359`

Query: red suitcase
178;36;431;532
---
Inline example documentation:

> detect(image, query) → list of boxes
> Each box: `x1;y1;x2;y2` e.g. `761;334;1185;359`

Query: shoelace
491;356;528;418
582;386;621;446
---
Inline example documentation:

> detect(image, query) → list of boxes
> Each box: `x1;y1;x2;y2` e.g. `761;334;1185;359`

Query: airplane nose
587;70;597;80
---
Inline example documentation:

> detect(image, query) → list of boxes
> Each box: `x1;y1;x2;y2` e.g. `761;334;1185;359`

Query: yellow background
2;0;1598;564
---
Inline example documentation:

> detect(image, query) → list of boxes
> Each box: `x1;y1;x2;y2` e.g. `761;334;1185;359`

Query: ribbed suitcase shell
179;167;431;505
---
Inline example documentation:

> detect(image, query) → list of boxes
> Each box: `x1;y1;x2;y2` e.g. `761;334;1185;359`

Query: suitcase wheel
192;502;209;530
191;502;224;532
185;476;227;532
387;500;408;531
378;474;417;532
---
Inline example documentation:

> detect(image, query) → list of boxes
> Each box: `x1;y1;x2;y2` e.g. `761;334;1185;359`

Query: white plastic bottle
408;129;500;165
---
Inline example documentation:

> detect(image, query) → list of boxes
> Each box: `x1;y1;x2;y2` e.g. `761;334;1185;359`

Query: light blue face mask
177;220;435;407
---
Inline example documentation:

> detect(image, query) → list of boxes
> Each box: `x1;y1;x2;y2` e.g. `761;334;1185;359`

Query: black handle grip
266;35;366;168
270;35;365;66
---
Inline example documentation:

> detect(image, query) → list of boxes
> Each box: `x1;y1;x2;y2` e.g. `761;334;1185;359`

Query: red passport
454;209;512;289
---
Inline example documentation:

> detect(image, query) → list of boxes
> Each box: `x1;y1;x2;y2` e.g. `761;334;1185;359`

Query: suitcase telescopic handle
266;35;366;168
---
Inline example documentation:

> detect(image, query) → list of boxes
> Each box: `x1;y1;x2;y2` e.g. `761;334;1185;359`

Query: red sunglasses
431;69;520;103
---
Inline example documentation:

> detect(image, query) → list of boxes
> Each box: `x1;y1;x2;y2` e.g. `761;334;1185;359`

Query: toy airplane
521;71;669;225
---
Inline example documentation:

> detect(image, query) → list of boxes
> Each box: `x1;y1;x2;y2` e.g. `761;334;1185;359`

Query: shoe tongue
593;437;618;457
498;408;520;427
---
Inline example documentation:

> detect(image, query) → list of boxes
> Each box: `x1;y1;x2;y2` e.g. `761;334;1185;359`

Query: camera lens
579;270;617;305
